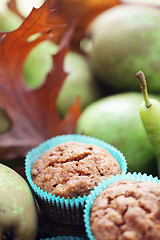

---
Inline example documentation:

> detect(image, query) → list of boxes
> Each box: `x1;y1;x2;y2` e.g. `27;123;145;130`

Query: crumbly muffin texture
90;180;160;240
31;141;120;198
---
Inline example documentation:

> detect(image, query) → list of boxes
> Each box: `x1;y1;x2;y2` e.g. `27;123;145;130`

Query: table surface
37;208;88;239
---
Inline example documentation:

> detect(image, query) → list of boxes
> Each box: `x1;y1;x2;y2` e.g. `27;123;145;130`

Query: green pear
56;51;102;117
0;9;22;31
82;4;160;93
136;71;160;177
23;41;58;89
24;43;102;118
0;163;38;240
75;92;159;174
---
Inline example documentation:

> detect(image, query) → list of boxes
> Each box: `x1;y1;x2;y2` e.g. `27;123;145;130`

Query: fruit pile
76;3;160;176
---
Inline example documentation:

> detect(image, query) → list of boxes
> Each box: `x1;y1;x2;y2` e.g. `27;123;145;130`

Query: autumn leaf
47;0;121;51
0;0;121;162
0;0;81;161
7;0;121;51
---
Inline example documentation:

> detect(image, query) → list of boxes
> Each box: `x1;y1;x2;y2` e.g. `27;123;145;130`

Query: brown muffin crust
90;180;160;240
31;141;120;198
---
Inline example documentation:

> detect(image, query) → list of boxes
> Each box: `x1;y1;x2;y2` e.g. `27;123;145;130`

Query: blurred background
1;1;160;238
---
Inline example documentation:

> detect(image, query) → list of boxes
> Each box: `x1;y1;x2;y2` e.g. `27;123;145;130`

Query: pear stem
136;71;152;108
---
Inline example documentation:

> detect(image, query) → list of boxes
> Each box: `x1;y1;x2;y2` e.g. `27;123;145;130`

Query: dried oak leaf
47;0;121;51
7;0;121;51
0;0;81;161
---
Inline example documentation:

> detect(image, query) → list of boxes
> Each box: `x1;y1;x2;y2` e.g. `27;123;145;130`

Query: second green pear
76;92;159;174
139;99;160;173
137;71;160;177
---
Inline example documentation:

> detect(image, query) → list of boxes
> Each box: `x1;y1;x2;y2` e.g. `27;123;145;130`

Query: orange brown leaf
0;0;81;161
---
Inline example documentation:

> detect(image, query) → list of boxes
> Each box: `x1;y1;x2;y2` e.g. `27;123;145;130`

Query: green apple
0;163;38;240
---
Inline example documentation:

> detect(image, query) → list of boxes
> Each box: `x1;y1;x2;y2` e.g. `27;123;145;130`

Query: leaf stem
136;71;152;108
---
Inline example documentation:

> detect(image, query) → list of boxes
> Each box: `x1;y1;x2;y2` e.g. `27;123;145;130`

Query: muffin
25;134;127;224
31;141;121;199
84;172;160;240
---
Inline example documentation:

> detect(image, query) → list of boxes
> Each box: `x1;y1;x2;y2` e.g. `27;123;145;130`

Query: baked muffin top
90;179;160;240
31;141;120;198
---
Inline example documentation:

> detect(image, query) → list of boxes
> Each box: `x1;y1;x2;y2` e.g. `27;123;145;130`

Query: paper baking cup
84;172;160;240
25;134;127;225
